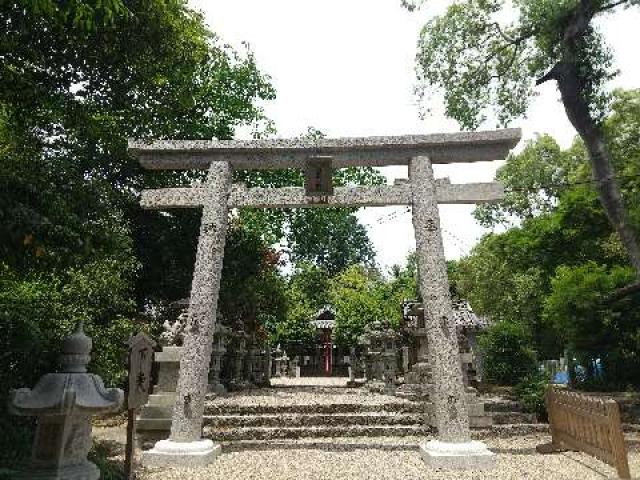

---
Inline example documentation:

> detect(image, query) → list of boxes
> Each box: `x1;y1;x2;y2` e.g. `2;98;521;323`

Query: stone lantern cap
9;321;124;417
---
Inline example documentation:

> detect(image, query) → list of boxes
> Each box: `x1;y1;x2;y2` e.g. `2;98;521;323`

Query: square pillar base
143;439;221;468
420;440;495;470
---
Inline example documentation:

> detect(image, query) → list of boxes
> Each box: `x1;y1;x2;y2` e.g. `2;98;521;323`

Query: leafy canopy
410;0;636;128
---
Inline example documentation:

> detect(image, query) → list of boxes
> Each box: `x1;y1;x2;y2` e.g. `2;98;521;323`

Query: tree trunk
579;124;640;275
555;73;640;275
539;3;640;277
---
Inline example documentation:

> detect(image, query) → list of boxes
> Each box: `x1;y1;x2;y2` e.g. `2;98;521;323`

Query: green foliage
235;127;383;274
457;91;640;389
474;134;586;227
329;265;388;346
513;372;550;420
413;0;630;128
329;262;417;347
479;321;538;386
287;208;376;276
0;0;276;469
269;263;329;346
219;224;288;339
271;255;419;349
543;262;640;387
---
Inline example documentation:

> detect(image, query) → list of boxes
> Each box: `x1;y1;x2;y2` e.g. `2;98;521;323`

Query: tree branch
598;0;631;13
536;63;564;85
604;281;640;303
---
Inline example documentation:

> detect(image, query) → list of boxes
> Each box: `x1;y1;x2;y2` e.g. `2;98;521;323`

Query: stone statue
159;310;188;347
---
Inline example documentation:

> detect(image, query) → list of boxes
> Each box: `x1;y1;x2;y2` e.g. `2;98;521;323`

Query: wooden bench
537;387;631;479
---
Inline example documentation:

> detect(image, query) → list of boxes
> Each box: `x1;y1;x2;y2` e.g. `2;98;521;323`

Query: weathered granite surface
410;156;471;443
169;160;231;442
140;181;504;210
129;128;521;170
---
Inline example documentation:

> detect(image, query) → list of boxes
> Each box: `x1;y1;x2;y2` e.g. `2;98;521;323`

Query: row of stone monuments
349;300;486;391
137;312;294;446
347;300;492;427
138;299;491;445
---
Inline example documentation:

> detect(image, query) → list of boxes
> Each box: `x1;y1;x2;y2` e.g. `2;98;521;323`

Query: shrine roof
129;128;521;170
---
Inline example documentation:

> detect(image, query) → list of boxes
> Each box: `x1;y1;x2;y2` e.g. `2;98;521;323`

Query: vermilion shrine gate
129;128;521;470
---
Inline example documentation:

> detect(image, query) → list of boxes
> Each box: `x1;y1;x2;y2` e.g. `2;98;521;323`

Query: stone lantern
8;321;124;480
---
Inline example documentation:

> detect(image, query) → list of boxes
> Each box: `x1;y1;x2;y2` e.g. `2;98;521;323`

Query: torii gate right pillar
410;156;495;470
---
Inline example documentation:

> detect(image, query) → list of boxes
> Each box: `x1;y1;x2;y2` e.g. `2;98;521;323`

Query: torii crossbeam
131;128;521;470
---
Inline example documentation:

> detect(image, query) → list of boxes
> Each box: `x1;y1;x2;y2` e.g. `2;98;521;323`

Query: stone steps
206;412;427;428
204;423;551;442
204;424;435;441
491;411;538;425
137;387;540;449
204;402;429;415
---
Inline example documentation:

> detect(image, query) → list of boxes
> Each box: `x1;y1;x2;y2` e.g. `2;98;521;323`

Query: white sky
190;0;640;272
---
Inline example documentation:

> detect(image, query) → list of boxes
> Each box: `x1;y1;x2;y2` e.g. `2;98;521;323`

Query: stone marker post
145;161;231;466
410;156;494;470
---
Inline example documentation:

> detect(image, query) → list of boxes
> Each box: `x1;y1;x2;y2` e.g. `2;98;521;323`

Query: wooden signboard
125;332;156;479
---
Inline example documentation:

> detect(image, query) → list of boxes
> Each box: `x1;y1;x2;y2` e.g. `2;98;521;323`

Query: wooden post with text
125;332;156;479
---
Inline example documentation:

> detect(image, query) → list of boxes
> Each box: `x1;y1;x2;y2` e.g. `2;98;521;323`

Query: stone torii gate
129;128;520;469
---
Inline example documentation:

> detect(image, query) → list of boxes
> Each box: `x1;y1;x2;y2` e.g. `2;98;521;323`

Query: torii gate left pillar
145;161;231;465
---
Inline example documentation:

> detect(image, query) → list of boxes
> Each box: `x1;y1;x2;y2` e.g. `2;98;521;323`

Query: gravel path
135;433;640;480
94;383;640;479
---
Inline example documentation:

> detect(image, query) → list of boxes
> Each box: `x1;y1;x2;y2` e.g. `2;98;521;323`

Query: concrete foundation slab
420;440;495;470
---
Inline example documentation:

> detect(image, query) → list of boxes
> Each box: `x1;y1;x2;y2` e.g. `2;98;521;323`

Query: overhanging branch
604;281;640;304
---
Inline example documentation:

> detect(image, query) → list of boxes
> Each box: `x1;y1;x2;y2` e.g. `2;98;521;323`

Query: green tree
410;0;640;276
455;91;640;387
479;321;538;386
0;0;275;468
235;128;384;275
1;0;275;301
329;265;391;346
543;262;640;387
268;263;330;346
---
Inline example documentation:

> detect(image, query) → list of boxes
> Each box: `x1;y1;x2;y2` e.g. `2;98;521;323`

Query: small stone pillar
262;345;272;385
280;350;290;377
136;345;183;448
208;324;229;394
230;331;248;390
410;156;494;469
272;345;283;378
250;343;268;386
9;322;124;480
347;347;357;384
288;356;300;378
243;335;258;387
381;327;399;394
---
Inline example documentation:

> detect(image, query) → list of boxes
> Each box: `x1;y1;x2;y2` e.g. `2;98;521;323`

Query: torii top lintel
128;128;521;170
